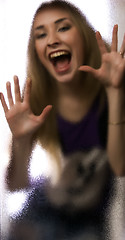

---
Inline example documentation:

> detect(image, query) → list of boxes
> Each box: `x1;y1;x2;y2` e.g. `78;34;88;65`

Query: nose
48;42;59;48
47;32;60;48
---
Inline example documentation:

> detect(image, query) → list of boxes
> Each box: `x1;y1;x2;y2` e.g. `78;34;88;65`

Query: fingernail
6;81;10;87
114;24;118;31
96;31;101;39
14;75;18;81
27;78;32;85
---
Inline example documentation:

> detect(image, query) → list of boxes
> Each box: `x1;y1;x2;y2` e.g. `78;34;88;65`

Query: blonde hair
27;0;103;168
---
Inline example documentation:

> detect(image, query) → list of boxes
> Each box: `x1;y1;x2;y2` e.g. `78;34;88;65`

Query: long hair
26;0;103;169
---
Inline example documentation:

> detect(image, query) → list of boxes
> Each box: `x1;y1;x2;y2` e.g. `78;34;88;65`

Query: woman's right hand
0;76;52;140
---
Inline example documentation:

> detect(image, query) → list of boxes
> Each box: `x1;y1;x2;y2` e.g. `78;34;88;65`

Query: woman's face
33;8;84;83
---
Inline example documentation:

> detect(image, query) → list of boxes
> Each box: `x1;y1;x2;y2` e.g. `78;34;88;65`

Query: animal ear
90;148;100;158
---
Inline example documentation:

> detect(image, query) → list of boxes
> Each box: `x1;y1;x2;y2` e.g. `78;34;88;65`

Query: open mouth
49;50;71;73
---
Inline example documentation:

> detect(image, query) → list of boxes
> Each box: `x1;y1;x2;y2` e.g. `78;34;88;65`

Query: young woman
1;0;125;239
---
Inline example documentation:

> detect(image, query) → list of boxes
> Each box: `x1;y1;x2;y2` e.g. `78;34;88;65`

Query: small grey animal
46;148;110;212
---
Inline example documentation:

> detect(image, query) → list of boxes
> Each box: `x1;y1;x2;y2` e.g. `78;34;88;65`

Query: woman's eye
36;33;46;39
58;26;71;32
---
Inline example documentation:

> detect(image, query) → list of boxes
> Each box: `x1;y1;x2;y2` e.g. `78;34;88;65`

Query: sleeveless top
57;95;108;155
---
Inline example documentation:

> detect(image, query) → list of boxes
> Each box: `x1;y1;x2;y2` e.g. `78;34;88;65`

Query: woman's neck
56;75;100;123
56;73;86;99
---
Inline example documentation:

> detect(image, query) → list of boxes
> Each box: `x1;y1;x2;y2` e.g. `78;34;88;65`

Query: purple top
57;97;106;155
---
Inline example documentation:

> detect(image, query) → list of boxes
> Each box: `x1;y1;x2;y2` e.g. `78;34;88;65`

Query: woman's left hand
79;25;125;89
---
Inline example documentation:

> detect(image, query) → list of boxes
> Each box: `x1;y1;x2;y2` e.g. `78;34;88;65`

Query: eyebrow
34;18;68;31
55;17;67;24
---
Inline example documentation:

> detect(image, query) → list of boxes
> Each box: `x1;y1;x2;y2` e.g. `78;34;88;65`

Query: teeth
50;51;69;59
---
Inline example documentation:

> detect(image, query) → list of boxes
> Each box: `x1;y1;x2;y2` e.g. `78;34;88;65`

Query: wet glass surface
0;1;125;239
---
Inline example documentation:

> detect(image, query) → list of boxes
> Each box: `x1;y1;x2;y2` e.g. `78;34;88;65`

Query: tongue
55;58;70;72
